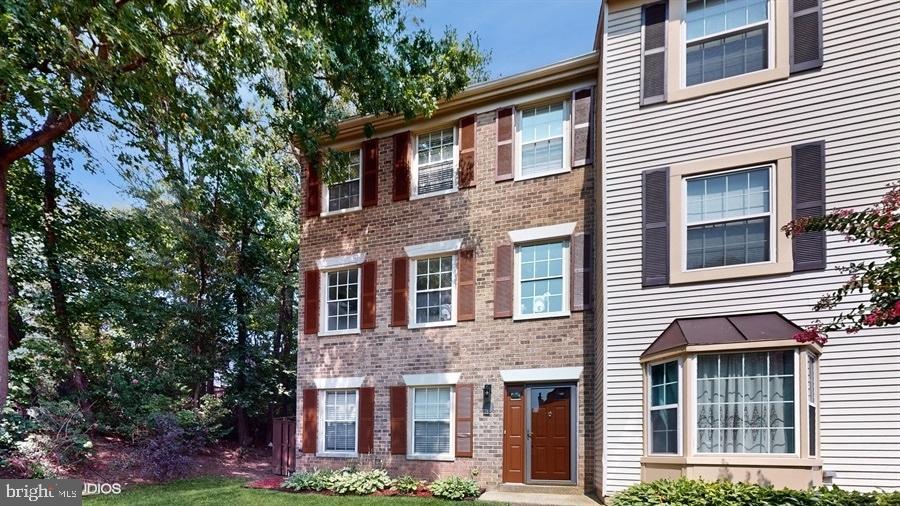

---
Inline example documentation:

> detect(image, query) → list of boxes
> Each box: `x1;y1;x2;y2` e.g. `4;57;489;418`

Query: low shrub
392;474;425;494
612;478;900;506
282;469;335;492
429;476;480;500
330;468;393;495
139;413;196;481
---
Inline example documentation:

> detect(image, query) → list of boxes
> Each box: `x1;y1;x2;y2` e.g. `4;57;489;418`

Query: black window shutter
642;167;669;286
790;0;824;73
640;2;667;105
792;141;827;272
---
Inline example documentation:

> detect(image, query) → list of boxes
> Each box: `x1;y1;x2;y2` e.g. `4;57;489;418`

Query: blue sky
70;0;601;207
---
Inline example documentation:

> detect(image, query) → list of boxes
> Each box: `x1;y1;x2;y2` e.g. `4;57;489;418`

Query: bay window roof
642;312;804;358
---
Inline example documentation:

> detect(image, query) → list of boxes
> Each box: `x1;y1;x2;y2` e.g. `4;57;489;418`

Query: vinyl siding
601;0;900;494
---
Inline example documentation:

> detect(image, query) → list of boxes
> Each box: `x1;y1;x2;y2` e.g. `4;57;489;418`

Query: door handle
527;432;533;439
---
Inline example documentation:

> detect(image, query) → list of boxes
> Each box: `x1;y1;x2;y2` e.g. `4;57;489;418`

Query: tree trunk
41;144;91;415
234;221;252;447
0;159;9;411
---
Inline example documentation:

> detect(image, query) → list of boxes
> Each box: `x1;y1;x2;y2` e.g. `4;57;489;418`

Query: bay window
650;360;680;454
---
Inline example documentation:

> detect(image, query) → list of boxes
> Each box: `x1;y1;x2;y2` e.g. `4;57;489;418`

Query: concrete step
480;484;601;506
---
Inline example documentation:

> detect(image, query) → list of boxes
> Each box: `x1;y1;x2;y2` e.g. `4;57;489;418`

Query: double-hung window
414;128;456;197
696;351;795;454
515;241;569;319
650;360;680;454
325;150;361;213
411;255;456;327
321;389;358;455
517;101;568;179
807;354;817;456
410;386;453;458
685;166;772;270
685;0;770;86
322;267;360;334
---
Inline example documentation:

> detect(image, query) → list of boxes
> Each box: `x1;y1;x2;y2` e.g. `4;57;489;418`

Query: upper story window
325;150;362;214
321;267;360;335
411;255;456;327
684;0;769;86
321;389;358;455
414;128;457;198
515;241;569;319
517;101;569;179
697;351;795;454
685;166;772;270
650;360;680;454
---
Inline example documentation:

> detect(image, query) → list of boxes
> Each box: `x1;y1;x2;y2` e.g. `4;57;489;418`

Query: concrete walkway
479;484;602;506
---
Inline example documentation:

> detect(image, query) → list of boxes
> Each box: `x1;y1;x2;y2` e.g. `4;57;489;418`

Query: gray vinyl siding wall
601;0;900;494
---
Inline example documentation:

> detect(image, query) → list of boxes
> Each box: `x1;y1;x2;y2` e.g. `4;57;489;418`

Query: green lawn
84;477;494;505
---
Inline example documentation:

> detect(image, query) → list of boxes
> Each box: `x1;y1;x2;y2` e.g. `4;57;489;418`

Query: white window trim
316;253;366;271
411;126;458;200
680;0;776;89
403;239;462;258
321;148;363;217
514;99;571;181
318;265;362;337
806;352;818;457
646;358;683;456
500;366;582;383
407;385;456;462
512;239;571;321
317;388;359;458
408;254;458;329
508;222;576;244
680;164;777;274
314;376;365;389
688;349;801;458
403;372;461;386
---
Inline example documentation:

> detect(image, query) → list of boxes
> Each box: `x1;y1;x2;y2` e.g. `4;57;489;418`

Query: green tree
0;0;485;410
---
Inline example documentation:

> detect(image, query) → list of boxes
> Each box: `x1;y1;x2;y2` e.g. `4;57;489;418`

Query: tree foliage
783;180;900;344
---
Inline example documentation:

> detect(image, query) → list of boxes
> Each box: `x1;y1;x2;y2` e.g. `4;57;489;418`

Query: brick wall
296;108;596;488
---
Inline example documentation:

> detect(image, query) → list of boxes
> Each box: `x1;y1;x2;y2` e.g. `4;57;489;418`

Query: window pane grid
696;351;795;454
518;241;565;316
324;390;357;452
326;268;359;331
650;361;679;454
414;256;453;324
417;128;455;195
685;0;769;85
412;387;451;455
328;151;361;211
520;102;565;176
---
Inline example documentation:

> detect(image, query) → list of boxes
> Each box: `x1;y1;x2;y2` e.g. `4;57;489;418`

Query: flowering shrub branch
782;180;900;344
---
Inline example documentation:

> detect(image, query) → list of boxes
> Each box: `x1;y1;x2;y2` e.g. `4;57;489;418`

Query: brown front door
529;386;571;481
503;386;526;483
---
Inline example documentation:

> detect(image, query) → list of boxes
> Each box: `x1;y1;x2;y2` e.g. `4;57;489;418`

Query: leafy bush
139;413;196;481
330;468;393;495
0;400;93;478
612;478;900;506
282;469;335;492
392;475;424;494
429;476;480;500
175;395;231;446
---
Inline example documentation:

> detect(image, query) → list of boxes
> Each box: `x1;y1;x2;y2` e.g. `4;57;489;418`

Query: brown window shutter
455;384;474;458
640;2;667;105
642;168;669;286
391;257;408;327
358;387;375;453
458;249;476;321
570;87;594;167
304;159;322;218
493;244;513;318
301;388;317;453
790;0;823;73
361;261;377;330
458;115;477;188
495;107;515;182
362;139;379;207
303;269;320;334
571;232;592;311
792;141;827;271
389;386;407;454
392;131;411;201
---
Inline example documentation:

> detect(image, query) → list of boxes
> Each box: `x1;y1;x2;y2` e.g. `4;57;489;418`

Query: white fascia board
316;253;366;270
403;239;463;258
500;366;583;383
403;372;462;386
508;222;577;243
314;376;365;389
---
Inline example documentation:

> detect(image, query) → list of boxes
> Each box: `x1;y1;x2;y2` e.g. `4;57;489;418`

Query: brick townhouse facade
296;54;601;489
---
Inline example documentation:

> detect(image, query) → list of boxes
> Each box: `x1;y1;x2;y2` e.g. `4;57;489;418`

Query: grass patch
84;477;493;505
